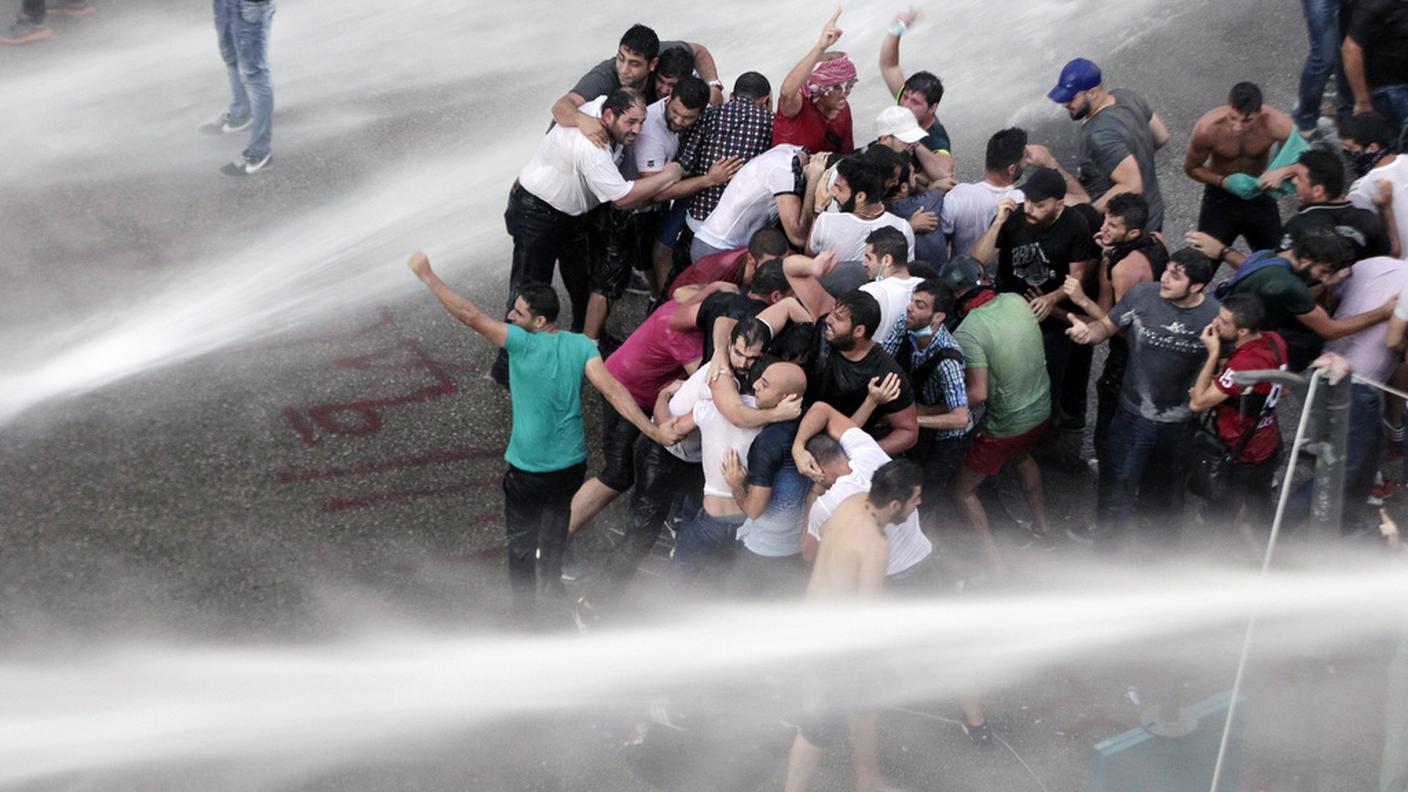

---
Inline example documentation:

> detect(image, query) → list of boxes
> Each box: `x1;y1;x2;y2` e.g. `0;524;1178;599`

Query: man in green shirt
408;252;679;623
936;256;1053;575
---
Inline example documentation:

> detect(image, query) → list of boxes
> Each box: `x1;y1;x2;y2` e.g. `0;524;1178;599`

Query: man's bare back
1188;106;1294;178
807;494;888;599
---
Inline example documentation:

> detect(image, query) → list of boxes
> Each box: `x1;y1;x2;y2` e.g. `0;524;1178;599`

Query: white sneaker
219;151;272;177
200;112;252;135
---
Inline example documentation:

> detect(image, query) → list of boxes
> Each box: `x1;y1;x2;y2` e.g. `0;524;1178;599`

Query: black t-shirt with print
995;207;1098;296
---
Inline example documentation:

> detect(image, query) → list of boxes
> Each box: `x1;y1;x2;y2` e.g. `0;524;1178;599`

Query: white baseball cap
875;105;926;144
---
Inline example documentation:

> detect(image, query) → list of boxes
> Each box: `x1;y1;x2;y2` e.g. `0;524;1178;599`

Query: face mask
1346;148;1388;178
911;324;934;338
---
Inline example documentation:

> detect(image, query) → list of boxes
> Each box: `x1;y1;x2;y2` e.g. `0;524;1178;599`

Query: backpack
1212;250;1291;300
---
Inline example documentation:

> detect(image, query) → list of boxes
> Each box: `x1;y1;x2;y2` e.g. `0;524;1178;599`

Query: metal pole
1309;373;1350;541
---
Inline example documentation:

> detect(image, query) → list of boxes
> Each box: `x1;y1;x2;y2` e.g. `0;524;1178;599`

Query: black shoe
961;720;993;747
219;150;272;177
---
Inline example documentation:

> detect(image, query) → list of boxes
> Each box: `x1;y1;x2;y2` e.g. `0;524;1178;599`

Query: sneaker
0;16;51;44
961;720;993;747
571;596;599;632
625;271;652;296
200;112;253;135
1065;523;1096;546
219;151;272;177
46;0;93;16
1020;526;1058;552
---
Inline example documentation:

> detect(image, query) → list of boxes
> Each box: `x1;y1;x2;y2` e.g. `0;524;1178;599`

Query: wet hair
836;156;886;206
769;322;816;366
862;144;906;175
901;71;944;106
866;226;910;267
1339;112;1396;150
1221;293;1266;332
516;283;560;323
1293;228;1356;272
908;260;939;280
730;317;771;351
806;432;847;466
747;259;790;297
913;278;953;317
733;71;772;101
619;24;660;61
672;75;710;111
1106;192;1150;233
748;227;790;262
602;88;647;119
835;290;883;340
868;459;923;509
656;46;695;80
1167;248;1215;286
1228;82;1263;116
985;127;1028;173
1298;149;1346;199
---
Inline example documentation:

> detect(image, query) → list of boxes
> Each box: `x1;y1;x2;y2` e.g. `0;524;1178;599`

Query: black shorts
587;206;643;299
597;394;645;492
1197;184;1283;252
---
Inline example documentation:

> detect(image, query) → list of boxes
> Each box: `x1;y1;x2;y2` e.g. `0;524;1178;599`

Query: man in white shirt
791;402;934;578
691;143;822;262
941;127;1027;261
1343;112;1406;259
503;88;683;358
808;154;915;265
859;226;924;350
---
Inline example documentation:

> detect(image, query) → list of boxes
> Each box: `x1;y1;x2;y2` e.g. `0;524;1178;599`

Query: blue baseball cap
1047;58;1102;103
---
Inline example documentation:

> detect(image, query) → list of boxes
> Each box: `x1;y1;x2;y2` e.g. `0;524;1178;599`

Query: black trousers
1197;184;1284;253
22;0;44;20
504;186;591;332
502;461;586;620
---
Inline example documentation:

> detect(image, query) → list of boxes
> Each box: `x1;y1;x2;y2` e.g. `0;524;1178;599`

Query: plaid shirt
677;97;774;221
883;325;971;440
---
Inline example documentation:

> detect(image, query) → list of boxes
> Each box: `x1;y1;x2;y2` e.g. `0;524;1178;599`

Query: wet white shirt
518;96;633;216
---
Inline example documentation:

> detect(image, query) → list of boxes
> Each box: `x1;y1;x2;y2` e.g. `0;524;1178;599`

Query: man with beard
971;167;1097;427
859;226;924;351
807;155;916;265
549;25;723;148
1189;229;1397;371
1064;250;1221;546
1256;149;1394;261
942;127;1027;263
882;279;972;504
1343;112;1407;260
1042;58;1170;231
504;89;683;356
1184;82;1295;252
775;9;856;155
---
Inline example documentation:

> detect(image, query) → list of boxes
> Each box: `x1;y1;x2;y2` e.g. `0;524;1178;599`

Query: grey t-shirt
1077;89;1165;231
1110;283;1220;422
570;40;691;102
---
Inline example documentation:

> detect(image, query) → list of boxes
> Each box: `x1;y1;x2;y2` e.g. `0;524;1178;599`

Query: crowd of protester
405;7;1408;789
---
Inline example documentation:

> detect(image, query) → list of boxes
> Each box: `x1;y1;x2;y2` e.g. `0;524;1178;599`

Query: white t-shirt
807;428;933;576
692;398;762;498
860;275;926;350
518;96;633;216
665;365;709;463
807;210;915;263
696;144;804;251
942;180;1025;260
1348;156;1407;261
634;97;681;175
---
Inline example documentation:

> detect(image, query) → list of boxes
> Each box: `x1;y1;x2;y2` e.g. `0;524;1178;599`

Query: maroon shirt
1214;333;1287;464
670;248;749;294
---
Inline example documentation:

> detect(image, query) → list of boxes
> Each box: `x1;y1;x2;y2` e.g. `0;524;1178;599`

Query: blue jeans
1294;0;1352;132
1288;383;1383;532
1097;407;1196;542
669;509;743;591
214;0;275;159
1371;85;1408;151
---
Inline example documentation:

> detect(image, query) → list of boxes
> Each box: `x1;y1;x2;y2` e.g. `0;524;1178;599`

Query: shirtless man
1184;82;1295;251
782;459;920;792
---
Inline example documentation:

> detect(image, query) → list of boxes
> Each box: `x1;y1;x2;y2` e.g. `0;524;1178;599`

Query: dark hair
901;71;944;106
733;71;772;101
730;317;771;351
1228;82;1263;116
672;75;710;110
985;127;1028;173
516;283;560;323
806;432;847;466
1221;293;1266;332
908;260;939;280
836;156;887;207
748;227;790;262
655;46;695;80
1298;149;1346;199
1167;248;1215;286
866;226;909;267
602;88;647;119
835;290;883;340
619;24;660;61
769;322;816;365
862;144;906;174
748;259;790;297
1293;228;1355;272
1106;192;1150;233
913;278;954;317
868;459;923;508
1339;112;1396;150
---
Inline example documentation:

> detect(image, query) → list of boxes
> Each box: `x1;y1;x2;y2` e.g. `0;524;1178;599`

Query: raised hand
818;7;843;50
